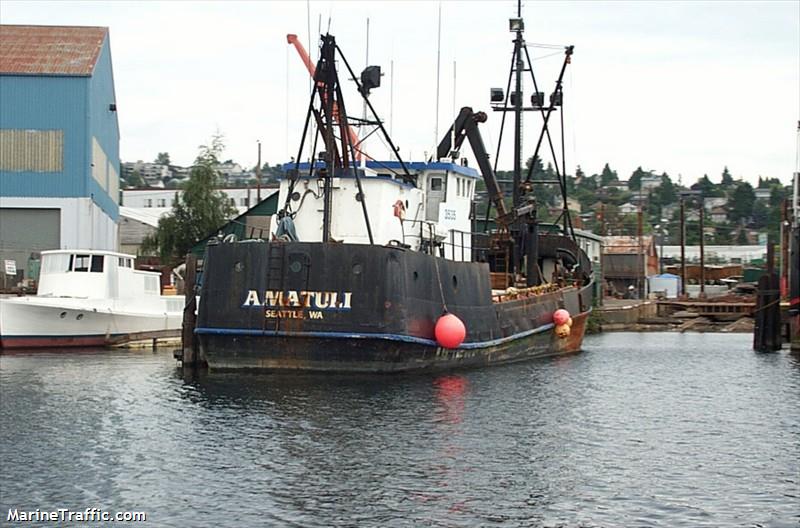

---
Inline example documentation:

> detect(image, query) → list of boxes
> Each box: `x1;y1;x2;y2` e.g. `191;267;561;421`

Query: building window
240;198;249;207
0;129;64;172
229;198;236;206
145;199;153;208
157;199;166;207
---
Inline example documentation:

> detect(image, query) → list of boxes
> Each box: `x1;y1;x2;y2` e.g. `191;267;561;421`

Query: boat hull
196;241;593;372
199;310;588;372
0;298;182;349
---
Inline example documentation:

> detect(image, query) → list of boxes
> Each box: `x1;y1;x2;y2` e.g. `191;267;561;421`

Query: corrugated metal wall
87;37;120;220
0;74;88;197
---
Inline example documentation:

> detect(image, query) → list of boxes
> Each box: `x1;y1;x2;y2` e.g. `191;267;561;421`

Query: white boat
0;250;184;349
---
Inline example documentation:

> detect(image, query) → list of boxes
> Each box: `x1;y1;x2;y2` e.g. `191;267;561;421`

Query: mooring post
754;239;781;352
181;254;198;366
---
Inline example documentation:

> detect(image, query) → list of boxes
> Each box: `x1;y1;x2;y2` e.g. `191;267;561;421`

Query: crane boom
287;34;362;161
436;107;510;225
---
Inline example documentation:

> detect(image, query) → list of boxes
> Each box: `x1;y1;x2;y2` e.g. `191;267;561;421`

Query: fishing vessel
194;7;595;371
0;249;184;349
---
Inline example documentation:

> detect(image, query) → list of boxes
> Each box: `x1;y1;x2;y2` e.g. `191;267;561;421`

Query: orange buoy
435;313;466;348
567;316;573;327
553;308;570;326
555;323;571;338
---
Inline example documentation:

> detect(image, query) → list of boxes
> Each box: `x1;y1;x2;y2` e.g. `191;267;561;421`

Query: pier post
699;197;706;299
680;197;686;299
180;254;200;366
754;240;781;352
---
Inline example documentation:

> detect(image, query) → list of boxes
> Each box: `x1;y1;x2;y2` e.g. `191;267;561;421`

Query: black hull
196;241;593;372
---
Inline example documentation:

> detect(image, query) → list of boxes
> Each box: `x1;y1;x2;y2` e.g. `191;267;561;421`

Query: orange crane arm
286;33;363;161
286;34;317;78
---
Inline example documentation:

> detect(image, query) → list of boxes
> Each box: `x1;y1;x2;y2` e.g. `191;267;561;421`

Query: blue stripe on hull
194;323;556;350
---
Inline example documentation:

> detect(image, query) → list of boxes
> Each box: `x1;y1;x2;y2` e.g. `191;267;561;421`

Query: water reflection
1;335;798;527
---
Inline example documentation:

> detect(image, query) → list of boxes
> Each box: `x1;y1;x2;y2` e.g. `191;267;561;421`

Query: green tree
654;172;677;205
628;166;648;191
736;229;749;244
721;166;733;187
125;169;145;188
691;174;723;197
751;200;769;229
155;152;171;165
142;134;237;263
729;181;756;224
600;163;618;186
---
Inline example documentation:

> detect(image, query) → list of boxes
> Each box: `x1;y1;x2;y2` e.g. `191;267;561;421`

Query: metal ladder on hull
265;243;286;332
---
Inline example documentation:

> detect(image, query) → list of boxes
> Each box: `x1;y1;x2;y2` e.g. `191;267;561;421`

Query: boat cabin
278;161;479;261
37;249;164;299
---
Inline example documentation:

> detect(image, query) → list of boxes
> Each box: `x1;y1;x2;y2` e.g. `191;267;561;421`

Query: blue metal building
0;25;120;282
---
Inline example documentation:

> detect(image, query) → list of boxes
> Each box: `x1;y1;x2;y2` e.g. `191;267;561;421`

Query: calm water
1;333;798;527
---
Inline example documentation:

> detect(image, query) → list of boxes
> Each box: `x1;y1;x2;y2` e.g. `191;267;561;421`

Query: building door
0;208;60;280
425;174;446;222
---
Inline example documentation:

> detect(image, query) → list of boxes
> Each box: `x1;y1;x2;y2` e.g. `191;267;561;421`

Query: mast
512;0;523;209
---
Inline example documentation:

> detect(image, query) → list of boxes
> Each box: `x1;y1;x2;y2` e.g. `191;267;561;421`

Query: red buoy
435;313;466;348
553;308;570;326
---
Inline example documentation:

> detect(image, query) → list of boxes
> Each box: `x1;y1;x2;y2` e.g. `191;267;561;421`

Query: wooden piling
754;241;782;352
180;254;201;366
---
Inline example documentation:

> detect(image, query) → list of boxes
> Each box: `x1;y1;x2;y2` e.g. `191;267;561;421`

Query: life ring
392;199;406;220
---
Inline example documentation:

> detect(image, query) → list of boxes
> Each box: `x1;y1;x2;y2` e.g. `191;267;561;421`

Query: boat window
42;254;71;274
90;255;104;273
73;254;90;272
144;276;159;293
430;177;443;191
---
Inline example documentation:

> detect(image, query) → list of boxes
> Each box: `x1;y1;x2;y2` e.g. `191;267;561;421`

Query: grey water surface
1;333;798;527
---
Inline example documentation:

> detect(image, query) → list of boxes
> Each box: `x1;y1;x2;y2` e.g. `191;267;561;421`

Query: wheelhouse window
72;255;90;272
430;177;443;191
69;254;104;272
90;255;104;272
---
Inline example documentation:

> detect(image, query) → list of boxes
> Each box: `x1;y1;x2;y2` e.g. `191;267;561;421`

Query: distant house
606;180;629;192
121;187;276;212
685;210;700;222
619;202;639;215
602;235;659;296
566;197;581;213
709;205;728;223
704;196;728;210
122;161;170;185
754;188;771;201
640;175;662;191
661;203;678;219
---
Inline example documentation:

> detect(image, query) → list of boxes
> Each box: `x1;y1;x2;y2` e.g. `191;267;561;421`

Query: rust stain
0;25;107;76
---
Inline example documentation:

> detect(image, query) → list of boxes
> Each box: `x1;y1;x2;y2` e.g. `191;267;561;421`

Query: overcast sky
3;1;799;185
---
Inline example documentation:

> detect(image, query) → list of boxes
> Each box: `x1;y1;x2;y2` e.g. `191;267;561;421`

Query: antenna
389;59;394;137
434;1;442;155
451;60;456;159
306;0;313;162
362;17;369;154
